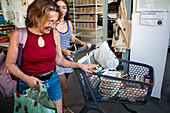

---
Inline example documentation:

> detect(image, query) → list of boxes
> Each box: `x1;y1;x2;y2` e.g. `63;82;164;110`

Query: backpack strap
17;28;28;68
17;28;28;48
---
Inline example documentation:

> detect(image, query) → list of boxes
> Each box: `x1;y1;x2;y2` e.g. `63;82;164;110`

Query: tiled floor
0;50;170;113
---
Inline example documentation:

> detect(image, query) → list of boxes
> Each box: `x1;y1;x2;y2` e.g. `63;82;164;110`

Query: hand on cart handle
69;45;88;58
64;45;89;62
66;44;96;60
65;45;98;73
83;43;91;50
62;49;75;57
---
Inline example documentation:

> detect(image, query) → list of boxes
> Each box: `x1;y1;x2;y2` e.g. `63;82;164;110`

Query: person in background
5;0;97;113
54;0;91;113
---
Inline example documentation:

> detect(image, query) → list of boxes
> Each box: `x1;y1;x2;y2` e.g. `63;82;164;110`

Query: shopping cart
65;46;154;113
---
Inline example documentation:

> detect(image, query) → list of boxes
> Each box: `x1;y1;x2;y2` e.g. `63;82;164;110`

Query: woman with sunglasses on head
54;0;91;113
5;0;97;113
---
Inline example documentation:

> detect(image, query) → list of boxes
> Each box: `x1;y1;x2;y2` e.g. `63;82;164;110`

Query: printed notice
137;0;153;11
14;11;21;22
136;0;169;11
140;11;164;26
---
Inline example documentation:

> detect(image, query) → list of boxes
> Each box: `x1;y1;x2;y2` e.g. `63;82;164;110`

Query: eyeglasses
48;20;60;26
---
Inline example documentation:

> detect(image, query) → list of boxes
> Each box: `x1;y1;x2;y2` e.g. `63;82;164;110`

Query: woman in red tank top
5;0;97;113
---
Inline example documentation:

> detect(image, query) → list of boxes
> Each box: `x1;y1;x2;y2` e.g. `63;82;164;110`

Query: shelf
75;12;103;14
0;10;2;14
106;37;113;41
0;42;9;47
72;0;103;46
76;26;103;31
0;10;3;16
76;33;103;38
75;20;96;22
0;25;15;31
108;12;118;14
68;4;73;6
75;4;103;7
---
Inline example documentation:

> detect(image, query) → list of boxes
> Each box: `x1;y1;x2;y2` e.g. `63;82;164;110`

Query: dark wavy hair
54;0;71;20
25;0;61;27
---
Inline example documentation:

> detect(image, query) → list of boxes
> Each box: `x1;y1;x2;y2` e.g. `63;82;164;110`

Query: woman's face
38;11;59;34
57;1;67;19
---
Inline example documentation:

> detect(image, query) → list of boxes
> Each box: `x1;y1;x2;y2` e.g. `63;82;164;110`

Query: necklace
59;21;65;25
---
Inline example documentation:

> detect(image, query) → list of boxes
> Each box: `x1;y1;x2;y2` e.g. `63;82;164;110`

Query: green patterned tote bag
13;82;58;113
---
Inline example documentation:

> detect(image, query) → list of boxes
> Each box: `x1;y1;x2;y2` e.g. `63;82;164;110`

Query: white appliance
130;0;170;99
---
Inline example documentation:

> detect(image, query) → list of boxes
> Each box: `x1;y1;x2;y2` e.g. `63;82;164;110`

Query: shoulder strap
0;51;5;69
66;20;70;30
17;28;28;68
17;28;28;48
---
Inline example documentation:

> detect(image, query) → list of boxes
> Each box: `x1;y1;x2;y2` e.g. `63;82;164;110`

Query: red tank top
21;29;56;76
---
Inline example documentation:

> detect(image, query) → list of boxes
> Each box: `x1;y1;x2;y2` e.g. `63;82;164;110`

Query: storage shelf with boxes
73;0;103;46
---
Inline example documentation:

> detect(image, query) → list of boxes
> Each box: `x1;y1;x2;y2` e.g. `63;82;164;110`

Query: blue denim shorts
18;69;62;101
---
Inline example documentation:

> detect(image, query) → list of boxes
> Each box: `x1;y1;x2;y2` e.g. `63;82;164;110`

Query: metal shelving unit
0;1;14;48
73;0;103;46
68;0;77;34
0;42;9;47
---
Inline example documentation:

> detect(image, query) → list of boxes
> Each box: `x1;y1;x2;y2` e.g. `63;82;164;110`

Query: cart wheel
122;103;137;113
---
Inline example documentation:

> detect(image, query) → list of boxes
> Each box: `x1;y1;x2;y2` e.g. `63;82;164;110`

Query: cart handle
70;45;88;58
65;45;89;61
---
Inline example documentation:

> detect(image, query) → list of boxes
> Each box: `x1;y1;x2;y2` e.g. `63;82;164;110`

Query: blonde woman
5;0;96;113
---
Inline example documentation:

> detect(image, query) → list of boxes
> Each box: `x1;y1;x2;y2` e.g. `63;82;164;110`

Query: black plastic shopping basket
66;46;154;113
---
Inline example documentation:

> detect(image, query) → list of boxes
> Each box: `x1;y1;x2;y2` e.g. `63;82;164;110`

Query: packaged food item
144;75;152;83
99;71;121;100
140;76;144;82
89;64;103;73
134;75;144;82
119;82;126;89
134;75;140;81
121;74;129;79
117;88;147;102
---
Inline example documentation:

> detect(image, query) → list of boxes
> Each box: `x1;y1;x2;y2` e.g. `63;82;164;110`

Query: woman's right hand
78;63;98;73
83;43;91;50
25;76;44;89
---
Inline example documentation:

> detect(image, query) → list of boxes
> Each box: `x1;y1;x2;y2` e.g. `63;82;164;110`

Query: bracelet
70;62;74;68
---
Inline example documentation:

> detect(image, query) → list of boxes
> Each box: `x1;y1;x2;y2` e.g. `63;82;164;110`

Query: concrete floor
0;50;170;113
66;52;170;113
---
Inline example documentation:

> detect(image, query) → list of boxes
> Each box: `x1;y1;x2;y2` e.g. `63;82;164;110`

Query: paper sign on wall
140;10;165;26
14;11;21;22
147;0;162;3
136;0;169;11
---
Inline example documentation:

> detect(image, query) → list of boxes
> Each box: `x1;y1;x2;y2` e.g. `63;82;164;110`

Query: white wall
130;0;170;99
1;0;32;28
